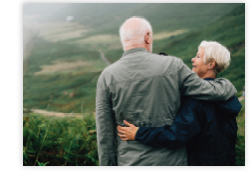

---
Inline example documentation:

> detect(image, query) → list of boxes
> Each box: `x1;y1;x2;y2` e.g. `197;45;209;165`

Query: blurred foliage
23;114;98;166
235;135;245;166
235;99;245;166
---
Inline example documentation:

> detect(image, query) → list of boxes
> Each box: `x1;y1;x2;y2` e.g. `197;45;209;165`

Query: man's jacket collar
123;47;149;57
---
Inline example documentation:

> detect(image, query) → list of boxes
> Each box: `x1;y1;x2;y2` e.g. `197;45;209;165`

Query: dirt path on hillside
238;96;245;101
23;96;244;118
98;50;111;66
23;108;92;118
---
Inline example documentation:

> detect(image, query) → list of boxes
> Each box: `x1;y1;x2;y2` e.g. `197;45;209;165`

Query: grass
23;114;98;166
235;99;245;166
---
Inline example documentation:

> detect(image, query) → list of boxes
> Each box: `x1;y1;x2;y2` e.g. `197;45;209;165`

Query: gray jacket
96;48;237;166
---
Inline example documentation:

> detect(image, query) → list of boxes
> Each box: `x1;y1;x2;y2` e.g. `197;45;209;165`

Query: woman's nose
191;58;195;62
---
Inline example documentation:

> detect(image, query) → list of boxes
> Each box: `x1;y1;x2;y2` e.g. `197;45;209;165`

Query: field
23;3;245;166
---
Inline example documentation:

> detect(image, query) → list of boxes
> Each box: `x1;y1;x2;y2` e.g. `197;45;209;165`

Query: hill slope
23;3;245;113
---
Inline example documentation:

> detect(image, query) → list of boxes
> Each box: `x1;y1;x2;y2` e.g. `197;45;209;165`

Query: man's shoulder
139;53;184;71
101;59;122;75
152;53;186;73
150;53;182;61
100;52;183;79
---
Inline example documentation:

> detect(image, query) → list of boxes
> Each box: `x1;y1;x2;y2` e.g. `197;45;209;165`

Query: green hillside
23;3;245;113
23;38;104;112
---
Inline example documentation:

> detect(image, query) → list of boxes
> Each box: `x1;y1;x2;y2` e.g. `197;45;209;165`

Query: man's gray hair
119;16;153;50
199;41;231;75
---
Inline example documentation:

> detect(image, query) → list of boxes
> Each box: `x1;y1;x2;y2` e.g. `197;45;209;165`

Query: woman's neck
201;71;216;79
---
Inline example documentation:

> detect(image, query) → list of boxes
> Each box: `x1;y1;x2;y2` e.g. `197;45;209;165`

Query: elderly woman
117;41;242;166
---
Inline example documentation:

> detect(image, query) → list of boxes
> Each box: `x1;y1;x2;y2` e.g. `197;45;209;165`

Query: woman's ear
208;60;216;70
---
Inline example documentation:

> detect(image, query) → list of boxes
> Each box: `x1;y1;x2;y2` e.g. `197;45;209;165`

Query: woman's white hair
199;41;231;75
119;16;152;50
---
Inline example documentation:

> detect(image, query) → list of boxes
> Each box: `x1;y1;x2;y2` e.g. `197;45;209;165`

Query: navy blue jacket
135;78;242;166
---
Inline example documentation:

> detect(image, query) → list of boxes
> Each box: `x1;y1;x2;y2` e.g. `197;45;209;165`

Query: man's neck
124;44;146;52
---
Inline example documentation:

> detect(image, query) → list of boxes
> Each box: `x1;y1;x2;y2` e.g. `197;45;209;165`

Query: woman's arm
117;98;203;148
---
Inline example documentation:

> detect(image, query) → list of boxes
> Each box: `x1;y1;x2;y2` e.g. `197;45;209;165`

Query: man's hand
117;120;139;141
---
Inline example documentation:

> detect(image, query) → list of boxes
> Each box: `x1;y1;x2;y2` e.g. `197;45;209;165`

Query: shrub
23;114;98;166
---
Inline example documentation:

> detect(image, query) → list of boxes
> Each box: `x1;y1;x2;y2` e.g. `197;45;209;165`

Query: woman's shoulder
181;97;202;106
179;97;205;115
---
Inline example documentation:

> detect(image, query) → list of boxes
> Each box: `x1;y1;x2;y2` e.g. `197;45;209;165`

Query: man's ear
208;60;216;70
144;32;151;44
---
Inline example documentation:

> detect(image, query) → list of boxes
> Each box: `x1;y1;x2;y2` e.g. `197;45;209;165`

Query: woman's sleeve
135;98;203;148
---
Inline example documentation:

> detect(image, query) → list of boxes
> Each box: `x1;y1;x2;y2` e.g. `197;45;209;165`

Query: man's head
119;16;153;52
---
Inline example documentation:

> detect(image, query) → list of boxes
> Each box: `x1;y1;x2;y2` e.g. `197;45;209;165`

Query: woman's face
191;47;209;78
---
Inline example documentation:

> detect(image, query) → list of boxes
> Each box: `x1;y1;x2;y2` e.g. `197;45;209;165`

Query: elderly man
96;16;237;166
